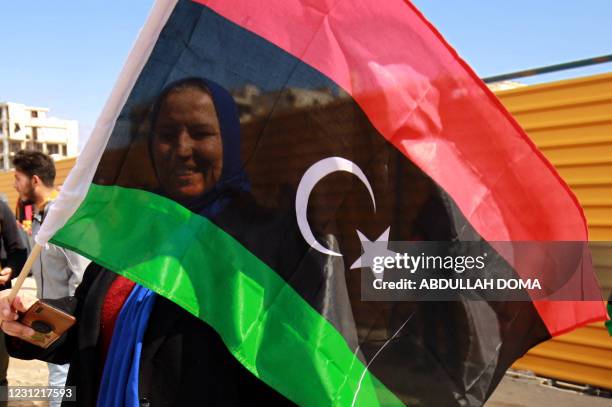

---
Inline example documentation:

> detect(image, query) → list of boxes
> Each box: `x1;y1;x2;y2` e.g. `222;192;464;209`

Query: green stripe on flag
51;184;402;406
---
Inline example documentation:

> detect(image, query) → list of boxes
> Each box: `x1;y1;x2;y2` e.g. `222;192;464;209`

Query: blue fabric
97;284;156;407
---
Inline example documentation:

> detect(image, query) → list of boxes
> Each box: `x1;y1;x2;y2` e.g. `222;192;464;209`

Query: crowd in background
0;150;89;407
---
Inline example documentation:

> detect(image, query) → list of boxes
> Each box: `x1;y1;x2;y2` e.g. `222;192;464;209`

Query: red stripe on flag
193;0;606;332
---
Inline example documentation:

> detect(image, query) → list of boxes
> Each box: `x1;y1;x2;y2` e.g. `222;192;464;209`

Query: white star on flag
350;227;395;279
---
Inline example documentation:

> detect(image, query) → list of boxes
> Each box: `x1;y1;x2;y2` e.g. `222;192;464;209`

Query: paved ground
487;373;612;406
4;278;611;406
7;364;610;406
6;358;47;406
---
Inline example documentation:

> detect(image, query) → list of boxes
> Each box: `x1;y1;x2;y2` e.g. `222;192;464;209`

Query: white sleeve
62;249;91;296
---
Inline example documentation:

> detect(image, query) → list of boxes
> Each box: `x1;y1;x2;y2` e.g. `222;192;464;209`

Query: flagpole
7;244;42;303
482;54;612;83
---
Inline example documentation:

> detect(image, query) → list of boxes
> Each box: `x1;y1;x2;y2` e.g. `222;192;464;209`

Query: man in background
12;150;89;407
0;197;28;406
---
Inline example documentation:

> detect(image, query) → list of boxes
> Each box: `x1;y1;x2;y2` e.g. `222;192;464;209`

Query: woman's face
152;87;223;202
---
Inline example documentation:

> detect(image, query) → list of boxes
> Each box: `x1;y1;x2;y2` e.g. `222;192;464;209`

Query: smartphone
18;300;76;349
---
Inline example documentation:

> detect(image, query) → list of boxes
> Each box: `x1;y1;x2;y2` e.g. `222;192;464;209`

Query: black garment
0;200;28;285
0;332;8;407
6;263;291;406
0;199;28;402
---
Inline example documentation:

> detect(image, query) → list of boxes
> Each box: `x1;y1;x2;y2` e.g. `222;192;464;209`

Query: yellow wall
496;74;612;240
495;74;612;297
495;73;612;389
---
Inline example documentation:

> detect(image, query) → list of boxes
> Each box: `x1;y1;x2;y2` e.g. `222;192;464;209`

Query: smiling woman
146;77;250;218
0;77;293;406
150;79;224;204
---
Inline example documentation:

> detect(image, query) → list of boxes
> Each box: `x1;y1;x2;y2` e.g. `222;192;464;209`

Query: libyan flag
37;0;606;405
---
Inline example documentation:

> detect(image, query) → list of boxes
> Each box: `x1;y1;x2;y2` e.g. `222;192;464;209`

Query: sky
0;1;610;147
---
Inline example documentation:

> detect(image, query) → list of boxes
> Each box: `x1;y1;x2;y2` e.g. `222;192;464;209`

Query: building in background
0;102;78;171
233;85;346;122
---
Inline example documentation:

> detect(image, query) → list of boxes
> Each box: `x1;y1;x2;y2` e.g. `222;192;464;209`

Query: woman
0;78;290;406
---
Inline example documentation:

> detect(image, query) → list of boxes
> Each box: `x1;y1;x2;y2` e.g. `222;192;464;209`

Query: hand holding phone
17;300;76;348
0;245;75;348
0;291;76;349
